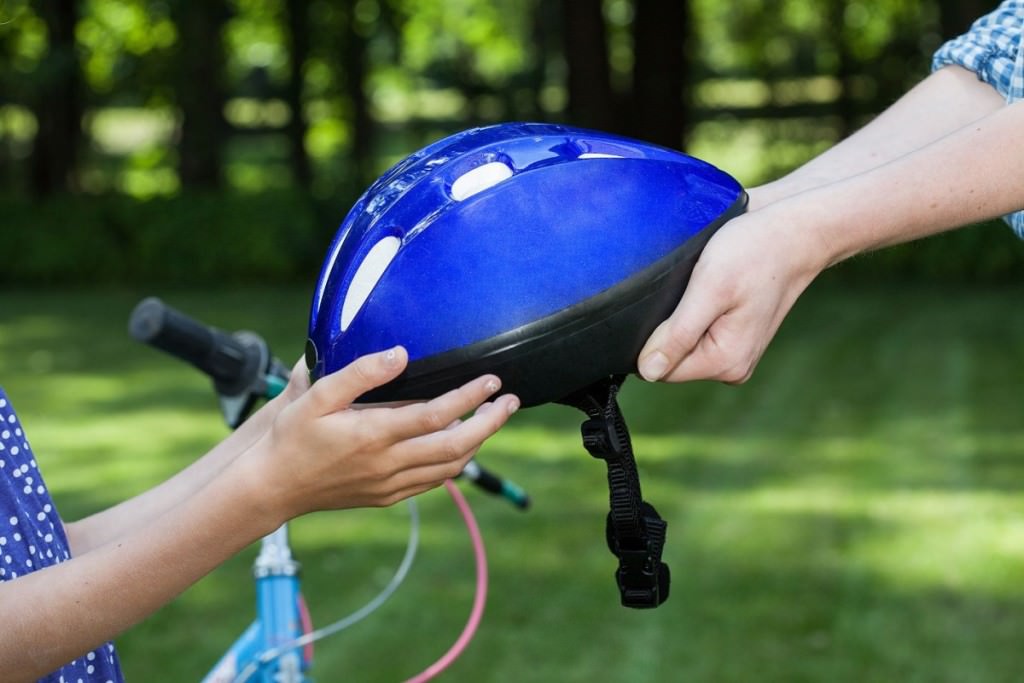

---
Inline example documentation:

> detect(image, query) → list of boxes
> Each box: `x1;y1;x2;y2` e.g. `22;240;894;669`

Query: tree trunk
630;0;689;149
938;0;989;40
285;0;312;190
172;0;228;190
829;0;856;140
560;0;616;131
342;0;373;189
522;0;558;121
29;0;82;197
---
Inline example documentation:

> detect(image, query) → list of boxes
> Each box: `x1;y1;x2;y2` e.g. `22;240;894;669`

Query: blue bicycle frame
202;524;311;683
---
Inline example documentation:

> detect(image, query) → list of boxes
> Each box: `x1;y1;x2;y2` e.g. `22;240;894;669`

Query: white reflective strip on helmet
450;161;514;201
341;236;401;331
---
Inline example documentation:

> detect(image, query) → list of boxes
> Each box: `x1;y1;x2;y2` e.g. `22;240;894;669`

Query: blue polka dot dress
0;387;125;682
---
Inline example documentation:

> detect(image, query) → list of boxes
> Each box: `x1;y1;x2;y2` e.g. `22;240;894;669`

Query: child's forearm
1;450;281;682
63;389;291;556
6;350;514;680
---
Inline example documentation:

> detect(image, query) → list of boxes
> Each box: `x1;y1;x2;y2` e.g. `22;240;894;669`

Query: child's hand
244;346;519;518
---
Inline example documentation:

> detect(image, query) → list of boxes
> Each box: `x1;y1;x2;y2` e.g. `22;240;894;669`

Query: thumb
279;356;311;401
637;287;726;382
307;346;409;414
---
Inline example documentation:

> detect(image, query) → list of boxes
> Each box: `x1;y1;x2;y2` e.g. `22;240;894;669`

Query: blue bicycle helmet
305;122;745;405
306;122;746;609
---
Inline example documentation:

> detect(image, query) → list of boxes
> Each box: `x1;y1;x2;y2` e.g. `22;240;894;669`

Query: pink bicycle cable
404;479;488;682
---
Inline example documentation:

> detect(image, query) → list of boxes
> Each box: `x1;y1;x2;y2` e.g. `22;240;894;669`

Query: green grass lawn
2;282;1024;682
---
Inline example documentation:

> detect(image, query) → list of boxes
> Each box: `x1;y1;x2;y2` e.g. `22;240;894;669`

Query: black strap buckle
581;417;627;461
561;376;671;609
607;506;670;608
617;547;670;608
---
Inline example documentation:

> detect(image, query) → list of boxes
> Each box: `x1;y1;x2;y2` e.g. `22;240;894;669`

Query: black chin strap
559;375;670;608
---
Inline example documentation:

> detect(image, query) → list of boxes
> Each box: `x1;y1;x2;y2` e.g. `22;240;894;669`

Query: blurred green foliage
0;190;331;284
3;195;1021;287
0;0;1019;286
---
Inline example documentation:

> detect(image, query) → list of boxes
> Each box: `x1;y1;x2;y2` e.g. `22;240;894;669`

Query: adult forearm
636;69;1021;387
789;98;1024;268
752;66;1005;209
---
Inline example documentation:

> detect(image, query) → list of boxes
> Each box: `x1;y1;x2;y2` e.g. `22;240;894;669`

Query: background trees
1;0;1020;285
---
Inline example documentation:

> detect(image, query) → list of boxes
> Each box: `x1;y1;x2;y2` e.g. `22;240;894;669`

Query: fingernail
485;378;500;394
506;396;520;415
384;346;400;366
639;351;669;381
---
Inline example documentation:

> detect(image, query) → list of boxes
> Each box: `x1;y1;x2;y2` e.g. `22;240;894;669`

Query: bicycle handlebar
461;460;530;510
129;296;281;428
129;296;267;397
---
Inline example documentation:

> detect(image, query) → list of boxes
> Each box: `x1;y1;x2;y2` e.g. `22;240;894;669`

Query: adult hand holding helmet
638;65;1020;386
637;196;824;385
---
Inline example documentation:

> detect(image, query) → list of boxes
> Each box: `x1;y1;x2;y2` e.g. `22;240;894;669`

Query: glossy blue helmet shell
306;122;745;407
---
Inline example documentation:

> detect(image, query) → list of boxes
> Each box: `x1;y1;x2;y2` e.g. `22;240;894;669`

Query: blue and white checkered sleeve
1009;210;1024;239
933;1;1024;237
932;0;1024;100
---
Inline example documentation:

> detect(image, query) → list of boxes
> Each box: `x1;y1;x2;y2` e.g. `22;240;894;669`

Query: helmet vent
450;161;513;201
341;235;401;331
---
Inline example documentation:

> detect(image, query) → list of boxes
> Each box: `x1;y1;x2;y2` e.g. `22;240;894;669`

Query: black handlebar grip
471;466;505;496
129;297;259;395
